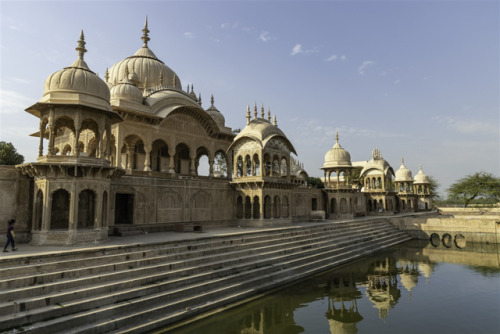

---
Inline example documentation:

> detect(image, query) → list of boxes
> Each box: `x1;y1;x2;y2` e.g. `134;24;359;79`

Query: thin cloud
325;54;338;62
259;31;271;42
325;54;346;62
433;116;498;136
0;89;36;114
184;32;195;39
290;44;317;56
358;60;375;75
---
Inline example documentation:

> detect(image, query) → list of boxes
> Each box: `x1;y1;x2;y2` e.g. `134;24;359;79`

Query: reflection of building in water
398;260;420;298
326;272;363;334
417;261;435;284
364;257;401;320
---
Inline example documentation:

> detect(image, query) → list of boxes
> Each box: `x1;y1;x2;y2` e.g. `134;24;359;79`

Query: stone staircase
0;219;412;333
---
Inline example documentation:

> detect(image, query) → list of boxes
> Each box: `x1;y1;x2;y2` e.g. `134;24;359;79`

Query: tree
447;172;500;207
427;175;441;201
0;141;25;165
306;176;324;189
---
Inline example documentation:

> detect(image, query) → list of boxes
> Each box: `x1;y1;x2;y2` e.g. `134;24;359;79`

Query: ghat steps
0;219;412;333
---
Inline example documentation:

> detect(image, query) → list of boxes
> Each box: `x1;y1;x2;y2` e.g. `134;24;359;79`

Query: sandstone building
1;20;432;245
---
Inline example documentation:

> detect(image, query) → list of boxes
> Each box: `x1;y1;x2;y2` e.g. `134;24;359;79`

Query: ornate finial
198;93;202;105
273;115;277;126
191;84;194;93
261;104;265;118
267;109;271;121
253;106;257;119
335;131;339;144
104;68;109;82
211;94;215;106
254;102;258;116
246;105;251;124
142;16;150;47
76;30;87;60
419;164;423;171
402;157;405;165
159;72;164;85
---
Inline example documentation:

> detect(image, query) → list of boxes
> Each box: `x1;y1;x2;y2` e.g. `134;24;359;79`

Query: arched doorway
51;189;70;230
78;189;96;229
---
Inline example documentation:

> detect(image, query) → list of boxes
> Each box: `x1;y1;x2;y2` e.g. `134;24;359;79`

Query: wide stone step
12;233;411;334
0;225;397;316
0;230;408;332
0;222;394;291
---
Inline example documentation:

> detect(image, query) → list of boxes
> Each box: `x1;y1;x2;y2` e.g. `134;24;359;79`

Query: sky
0;0;498;196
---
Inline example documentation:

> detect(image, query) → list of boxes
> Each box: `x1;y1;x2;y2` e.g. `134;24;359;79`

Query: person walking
3;219;17;252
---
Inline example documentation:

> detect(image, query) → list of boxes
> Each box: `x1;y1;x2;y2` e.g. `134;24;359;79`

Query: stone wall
388;211;500;244
0;165;32;243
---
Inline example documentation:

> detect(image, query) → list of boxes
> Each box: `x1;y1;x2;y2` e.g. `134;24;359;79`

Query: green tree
427;175;441;201
0;141;25;165
447;172;500;207
306;176;324;189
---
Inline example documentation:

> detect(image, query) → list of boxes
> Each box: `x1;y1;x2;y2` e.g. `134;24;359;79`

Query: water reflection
169;240;499;334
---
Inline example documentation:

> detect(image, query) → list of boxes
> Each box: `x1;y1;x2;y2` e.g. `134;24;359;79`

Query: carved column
189;152;196;176
209;157;214;177
126;145;134;170
168;147;176;174
144;145;152;171
105;123;112;161
38;120;45;157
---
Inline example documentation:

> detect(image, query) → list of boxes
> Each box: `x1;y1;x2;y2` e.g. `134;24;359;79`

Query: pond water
168;240;500;334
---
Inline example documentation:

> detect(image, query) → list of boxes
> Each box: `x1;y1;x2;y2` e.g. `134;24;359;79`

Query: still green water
168;240;500;334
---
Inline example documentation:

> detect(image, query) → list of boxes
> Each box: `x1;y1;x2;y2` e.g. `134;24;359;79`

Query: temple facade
1;20;432;245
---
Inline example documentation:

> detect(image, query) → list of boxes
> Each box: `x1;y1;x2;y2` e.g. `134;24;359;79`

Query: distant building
1;20;431;245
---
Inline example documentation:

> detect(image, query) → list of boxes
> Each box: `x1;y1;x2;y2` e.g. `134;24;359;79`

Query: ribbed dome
110;76;143;104
322;132;351;169
206;95;225;128
107;19;182;91
414;165;429;184
42;31;111;111
395;158;413;182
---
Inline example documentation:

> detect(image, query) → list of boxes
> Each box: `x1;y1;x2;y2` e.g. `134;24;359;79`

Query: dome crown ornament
142;16;150;47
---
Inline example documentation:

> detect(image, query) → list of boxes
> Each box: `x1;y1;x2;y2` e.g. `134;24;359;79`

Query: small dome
42;31;111;111
414;165;429;184
395;158;413;182
107;19;182;91
110;77;143;104
206;95;225;128
322;132;351;169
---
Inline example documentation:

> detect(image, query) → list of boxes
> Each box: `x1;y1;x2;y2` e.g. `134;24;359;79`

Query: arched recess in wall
245;196;252;219
51;189;70;230
152;139;169;172
78;189;96;229
340;198;347;214
264;195;272;219
253;196;260;219
175;143;190;175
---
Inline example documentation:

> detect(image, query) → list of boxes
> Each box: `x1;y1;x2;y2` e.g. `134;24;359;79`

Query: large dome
414;165;429;184
107;19;182;91
41;31;111;111
395;158;413;182
322;132;351;169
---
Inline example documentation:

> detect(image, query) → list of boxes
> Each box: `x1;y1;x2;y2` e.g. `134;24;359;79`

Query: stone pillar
126;145;134;170
42;183;51;231
105;124;112;161
69;184;77;232
168;147;176;174
209;157;214;177
38;120;45;157
144;145;152;171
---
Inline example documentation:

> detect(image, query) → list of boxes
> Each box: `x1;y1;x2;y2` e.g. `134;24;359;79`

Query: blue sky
0;0;498;196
